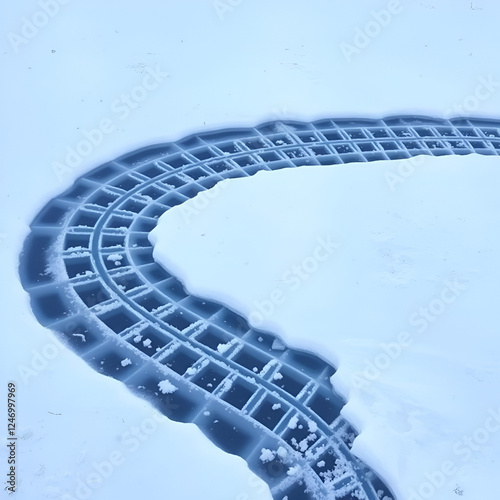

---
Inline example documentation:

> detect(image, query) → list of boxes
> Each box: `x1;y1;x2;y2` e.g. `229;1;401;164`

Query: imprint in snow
186;359;208;376
290;433;317;453
220;378;233;392
107;254;123;266
155;342;179;362
158;380;177;394
93;301;120;314
288;415;299;429
217;342;231;354
261;359;276;376
129;323;148;343
121;358;132;367
308;420;318;433
68;251;90;258
297;434;316;452
156;305;179;319
77;270;93;278
259;448;275;463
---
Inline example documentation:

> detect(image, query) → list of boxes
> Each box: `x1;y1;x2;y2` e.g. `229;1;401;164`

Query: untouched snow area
2;0;500;499
151;154;500;500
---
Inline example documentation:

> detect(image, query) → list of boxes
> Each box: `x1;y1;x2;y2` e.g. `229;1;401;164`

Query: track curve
19;116;500;500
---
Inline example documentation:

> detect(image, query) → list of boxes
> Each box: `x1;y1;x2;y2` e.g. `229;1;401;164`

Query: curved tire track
20;116;500;499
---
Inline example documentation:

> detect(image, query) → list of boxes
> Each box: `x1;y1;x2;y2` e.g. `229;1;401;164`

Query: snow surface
3;0;500;499
151;155;500;500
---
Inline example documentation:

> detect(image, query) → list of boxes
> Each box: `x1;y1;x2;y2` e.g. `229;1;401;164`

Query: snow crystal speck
158;380;177;394
259;448;275;463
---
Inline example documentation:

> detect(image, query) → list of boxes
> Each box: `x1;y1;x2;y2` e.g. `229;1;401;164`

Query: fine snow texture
151;155;500;500
4;0;500;499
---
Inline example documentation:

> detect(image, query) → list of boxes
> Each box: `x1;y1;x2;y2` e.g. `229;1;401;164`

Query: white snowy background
152;155;500;500
2;1;500;499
